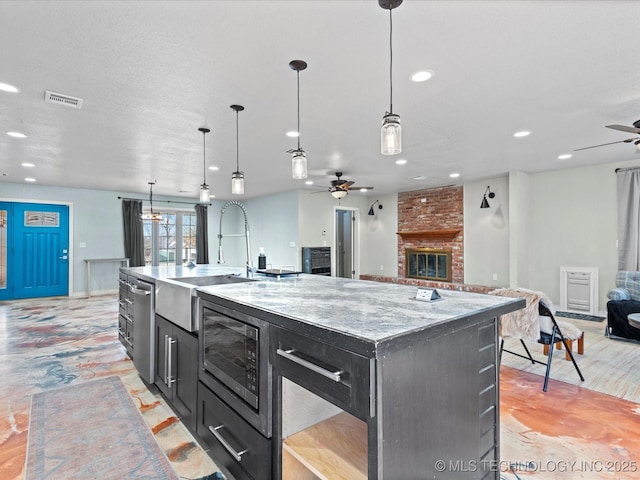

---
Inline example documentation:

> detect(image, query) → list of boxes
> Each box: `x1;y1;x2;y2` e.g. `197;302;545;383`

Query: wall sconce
480;186;495;209
368;200;383;215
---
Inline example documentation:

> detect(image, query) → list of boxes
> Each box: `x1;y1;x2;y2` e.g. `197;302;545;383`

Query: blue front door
0;202;69;300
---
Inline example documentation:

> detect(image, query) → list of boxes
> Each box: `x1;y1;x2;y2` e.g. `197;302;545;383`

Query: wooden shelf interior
282;412;367;480
397;229;461;240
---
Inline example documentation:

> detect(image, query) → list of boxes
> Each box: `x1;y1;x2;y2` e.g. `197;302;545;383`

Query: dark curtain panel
195;204;209;264
122;200;145;267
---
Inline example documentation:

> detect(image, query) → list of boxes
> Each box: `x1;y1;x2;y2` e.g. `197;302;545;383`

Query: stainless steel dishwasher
129;278;155;384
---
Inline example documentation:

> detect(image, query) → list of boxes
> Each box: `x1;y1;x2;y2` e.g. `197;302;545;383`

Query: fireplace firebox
406;248;452;282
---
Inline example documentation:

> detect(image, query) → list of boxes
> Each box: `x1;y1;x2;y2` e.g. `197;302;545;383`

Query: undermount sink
156;274;256;332
169;275;255;287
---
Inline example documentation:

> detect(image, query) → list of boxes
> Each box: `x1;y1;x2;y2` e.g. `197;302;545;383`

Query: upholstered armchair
606;271;640;341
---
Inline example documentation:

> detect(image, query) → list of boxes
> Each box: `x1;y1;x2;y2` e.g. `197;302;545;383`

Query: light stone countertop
197;273;523;344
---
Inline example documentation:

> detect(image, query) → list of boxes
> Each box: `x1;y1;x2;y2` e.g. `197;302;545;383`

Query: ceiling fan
574;120;640;152
312;172;374;199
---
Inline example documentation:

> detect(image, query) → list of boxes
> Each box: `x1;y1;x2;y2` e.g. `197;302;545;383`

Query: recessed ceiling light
558;154;572;160
286;131;299;138
412;175;426;181
21;162;35;167
208;166;219;171
0;82;19;93
410;70;434;82
305;180;314;185
513;131;531;138
7;131;27;138
449;172;460;178
395;159;407;165
25;177;36;182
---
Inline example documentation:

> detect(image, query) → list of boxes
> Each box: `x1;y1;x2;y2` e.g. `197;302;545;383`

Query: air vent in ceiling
44;90;83;109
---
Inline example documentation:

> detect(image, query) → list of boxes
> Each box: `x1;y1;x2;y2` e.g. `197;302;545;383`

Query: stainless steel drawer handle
277;348;343;382
130;286;151;295
208;425;248;462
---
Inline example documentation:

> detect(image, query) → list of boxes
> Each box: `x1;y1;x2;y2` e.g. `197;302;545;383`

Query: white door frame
333;206;360;279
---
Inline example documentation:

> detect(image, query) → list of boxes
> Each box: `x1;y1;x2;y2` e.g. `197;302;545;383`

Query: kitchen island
121;267;524;479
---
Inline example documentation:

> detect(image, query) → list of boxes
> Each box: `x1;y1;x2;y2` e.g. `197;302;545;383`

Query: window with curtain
143;210;197;266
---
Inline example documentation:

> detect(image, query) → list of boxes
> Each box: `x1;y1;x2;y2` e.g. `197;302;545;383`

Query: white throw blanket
489;287;553;342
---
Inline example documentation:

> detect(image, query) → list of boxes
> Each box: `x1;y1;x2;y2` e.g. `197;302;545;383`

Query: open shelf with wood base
282;412;367;480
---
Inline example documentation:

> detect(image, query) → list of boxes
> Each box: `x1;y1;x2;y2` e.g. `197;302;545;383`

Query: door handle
166;336;177;388
58;255;68;260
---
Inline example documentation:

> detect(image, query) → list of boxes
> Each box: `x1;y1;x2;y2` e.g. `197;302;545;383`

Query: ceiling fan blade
351;186;374;190
606;124;640;134
574;138;638;151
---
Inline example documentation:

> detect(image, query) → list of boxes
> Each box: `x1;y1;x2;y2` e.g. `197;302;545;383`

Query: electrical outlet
290;241;296;247
380;265;384;271
492;273;498;281
79;242;87;248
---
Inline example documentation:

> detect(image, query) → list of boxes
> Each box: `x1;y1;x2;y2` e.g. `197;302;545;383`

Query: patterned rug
555;311;605;322
25;376;178;479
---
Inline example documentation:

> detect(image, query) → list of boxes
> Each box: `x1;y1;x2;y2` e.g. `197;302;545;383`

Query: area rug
555;310;605;322
25;375;178;479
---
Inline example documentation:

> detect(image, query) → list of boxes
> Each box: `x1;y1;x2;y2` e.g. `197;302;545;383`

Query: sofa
606;271;640;341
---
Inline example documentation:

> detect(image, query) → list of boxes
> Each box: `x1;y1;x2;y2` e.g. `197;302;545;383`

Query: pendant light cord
202;131;206;183
389;7;393;114
297;69;301;151
236;110;240;171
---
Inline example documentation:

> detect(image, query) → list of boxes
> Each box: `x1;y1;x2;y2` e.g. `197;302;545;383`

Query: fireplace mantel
397;229;461;240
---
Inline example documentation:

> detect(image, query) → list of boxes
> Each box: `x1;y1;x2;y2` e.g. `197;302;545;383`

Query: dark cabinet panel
197;382;272;480
155;314;198;431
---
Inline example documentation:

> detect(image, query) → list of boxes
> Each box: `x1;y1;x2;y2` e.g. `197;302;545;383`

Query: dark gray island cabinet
195;275;524;480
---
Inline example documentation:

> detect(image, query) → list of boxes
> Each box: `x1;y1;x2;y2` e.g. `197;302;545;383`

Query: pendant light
141;181;163;221
198;127;211;202
380;0;403;155
230;105;245;195
289;60;308;179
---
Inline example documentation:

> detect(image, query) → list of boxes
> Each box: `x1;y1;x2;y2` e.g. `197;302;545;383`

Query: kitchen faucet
217;200;253;276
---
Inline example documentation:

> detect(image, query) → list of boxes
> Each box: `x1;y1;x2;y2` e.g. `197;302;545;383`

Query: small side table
84;258;130;297
628;313;640;330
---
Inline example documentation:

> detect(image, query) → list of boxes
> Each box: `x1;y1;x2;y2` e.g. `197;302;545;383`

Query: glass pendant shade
381;113;402;155
200;183;210;202
231;172;244;195
291;150;307;179
331;188;348;200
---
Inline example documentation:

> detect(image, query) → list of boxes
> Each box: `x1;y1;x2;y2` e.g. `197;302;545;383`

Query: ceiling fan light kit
380;0;403;155
198;127;211;202
289;59;308;179
230;104;245;195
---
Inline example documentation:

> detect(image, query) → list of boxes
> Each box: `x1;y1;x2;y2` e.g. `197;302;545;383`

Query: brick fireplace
397;185;464;283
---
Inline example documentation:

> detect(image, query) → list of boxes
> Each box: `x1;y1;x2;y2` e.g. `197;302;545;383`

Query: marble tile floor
1;295;639;480
0;294;221;480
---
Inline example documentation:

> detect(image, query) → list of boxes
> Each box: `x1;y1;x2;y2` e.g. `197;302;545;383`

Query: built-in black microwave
198;297;272;437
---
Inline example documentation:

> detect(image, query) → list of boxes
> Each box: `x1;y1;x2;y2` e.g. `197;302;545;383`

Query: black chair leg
519;339;536;364
542;329;556;392
499;339;504;364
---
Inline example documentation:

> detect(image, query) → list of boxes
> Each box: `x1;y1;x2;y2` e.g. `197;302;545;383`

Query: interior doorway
334;207;359;279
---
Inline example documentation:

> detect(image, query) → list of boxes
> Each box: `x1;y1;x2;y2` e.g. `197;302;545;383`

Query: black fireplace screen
406;248;452;282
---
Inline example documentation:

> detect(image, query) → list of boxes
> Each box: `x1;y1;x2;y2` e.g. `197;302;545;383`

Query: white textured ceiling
1;0;640;200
